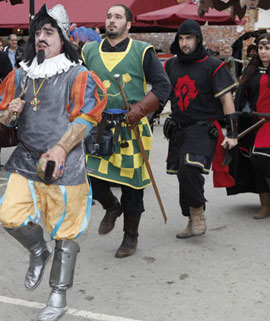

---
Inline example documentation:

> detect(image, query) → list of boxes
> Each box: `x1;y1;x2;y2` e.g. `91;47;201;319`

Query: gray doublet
5;65;87;186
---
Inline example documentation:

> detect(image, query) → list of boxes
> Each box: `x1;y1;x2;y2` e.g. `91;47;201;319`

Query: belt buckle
93;143;100;155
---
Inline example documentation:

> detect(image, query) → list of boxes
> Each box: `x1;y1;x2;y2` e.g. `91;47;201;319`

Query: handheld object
113;74;167;223
37;160;56;184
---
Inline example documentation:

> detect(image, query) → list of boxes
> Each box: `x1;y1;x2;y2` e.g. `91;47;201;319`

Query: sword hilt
113;74;130;112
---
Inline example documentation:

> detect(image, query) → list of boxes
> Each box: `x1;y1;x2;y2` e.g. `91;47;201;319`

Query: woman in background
234;33;270;219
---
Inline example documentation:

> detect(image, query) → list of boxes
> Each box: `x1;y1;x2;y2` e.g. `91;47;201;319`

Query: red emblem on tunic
174;75;198;111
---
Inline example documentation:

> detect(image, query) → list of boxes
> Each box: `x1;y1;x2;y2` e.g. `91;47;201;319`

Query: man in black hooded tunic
165;19;238;239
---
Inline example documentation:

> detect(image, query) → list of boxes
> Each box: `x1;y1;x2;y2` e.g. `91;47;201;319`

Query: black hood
170;19;207;63
170;19;203;54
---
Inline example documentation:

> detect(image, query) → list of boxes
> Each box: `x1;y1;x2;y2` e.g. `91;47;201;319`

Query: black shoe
115;233;138;258
98;199;122;235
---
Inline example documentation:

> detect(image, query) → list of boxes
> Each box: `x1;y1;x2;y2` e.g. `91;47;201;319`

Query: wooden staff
238;117;265;140
113;74;167;223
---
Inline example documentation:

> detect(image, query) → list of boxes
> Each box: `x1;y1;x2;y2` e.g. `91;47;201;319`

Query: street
0;114;269;321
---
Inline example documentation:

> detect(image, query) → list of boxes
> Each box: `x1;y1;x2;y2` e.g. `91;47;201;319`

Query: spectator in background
91;26;100;34
241;44;257;74
246;44;257;59
0;50;12;82
3;34;24;68
0;38;4;51
18;38;26;48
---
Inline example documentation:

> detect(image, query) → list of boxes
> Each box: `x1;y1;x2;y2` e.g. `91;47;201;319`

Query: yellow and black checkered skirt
86;117;152;189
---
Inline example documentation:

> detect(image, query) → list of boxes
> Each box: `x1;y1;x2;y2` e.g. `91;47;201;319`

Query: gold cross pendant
30;96;41;111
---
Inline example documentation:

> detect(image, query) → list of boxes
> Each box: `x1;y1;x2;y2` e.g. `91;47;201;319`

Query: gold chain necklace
30;76;47;111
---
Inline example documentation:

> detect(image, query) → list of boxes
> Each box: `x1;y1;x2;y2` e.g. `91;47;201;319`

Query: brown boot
253;193;270;219
190;206;206;236
115;213;141;258
115;233;138;258
176;218;192;239
98;197;122;235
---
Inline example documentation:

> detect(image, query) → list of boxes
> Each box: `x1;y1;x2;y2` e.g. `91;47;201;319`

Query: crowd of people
0;2;269;321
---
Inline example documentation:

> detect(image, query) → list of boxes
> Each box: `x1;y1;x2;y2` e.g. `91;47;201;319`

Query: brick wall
131;8;257;58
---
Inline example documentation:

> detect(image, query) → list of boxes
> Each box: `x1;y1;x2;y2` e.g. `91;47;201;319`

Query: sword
237;111;270;119
222;117;266;166
113;74;167;223
10;82;28;123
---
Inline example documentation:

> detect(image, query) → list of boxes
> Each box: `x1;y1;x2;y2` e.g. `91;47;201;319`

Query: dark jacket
0;51;13;81
4;45;24;68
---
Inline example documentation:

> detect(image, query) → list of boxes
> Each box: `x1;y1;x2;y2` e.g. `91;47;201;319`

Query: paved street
0;114;269;321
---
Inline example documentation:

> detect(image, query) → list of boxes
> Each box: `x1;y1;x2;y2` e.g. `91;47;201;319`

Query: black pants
177;155;206;217
89;176;144;216
251;153;270;192
167;122;217;217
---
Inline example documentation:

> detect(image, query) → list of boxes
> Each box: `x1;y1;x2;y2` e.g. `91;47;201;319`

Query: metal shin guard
4;223;51;289
49;240;80;306
37;240;80;321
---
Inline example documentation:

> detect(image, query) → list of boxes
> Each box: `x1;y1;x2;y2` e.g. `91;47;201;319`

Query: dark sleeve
0;52;13;81
234;84;250;112
143;48;171;104
212;62;237;98
164;58;174;99
15;46;24;68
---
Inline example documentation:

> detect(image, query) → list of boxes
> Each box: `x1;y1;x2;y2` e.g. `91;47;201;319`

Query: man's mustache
36;40;49;47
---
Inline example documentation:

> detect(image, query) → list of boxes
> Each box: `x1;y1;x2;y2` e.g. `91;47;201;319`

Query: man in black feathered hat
164;19;238;239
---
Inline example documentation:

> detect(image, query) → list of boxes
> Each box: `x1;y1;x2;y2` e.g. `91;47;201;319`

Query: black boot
98;196;122;235
115;213;141;258
4;223;52;289
37;239;80;321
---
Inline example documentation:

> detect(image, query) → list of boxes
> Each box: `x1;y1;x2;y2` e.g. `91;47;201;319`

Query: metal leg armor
37;239;80;321
4;223;52;289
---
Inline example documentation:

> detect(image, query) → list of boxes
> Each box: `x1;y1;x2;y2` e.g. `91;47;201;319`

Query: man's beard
105;23;127;40
106;30;118;39
37;49;45;64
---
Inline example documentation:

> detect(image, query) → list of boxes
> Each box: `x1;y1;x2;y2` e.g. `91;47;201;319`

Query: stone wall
131;9;257;58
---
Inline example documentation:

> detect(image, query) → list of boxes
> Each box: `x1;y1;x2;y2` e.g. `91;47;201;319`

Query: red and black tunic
228;67;270;195
165;55;236;126
165;55;237;176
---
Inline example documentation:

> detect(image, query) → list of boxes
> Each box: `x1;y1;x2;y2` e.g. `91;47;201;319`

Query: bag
0;123;18;147
84;125;114;157
207;121;219;139
163;117;178;140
